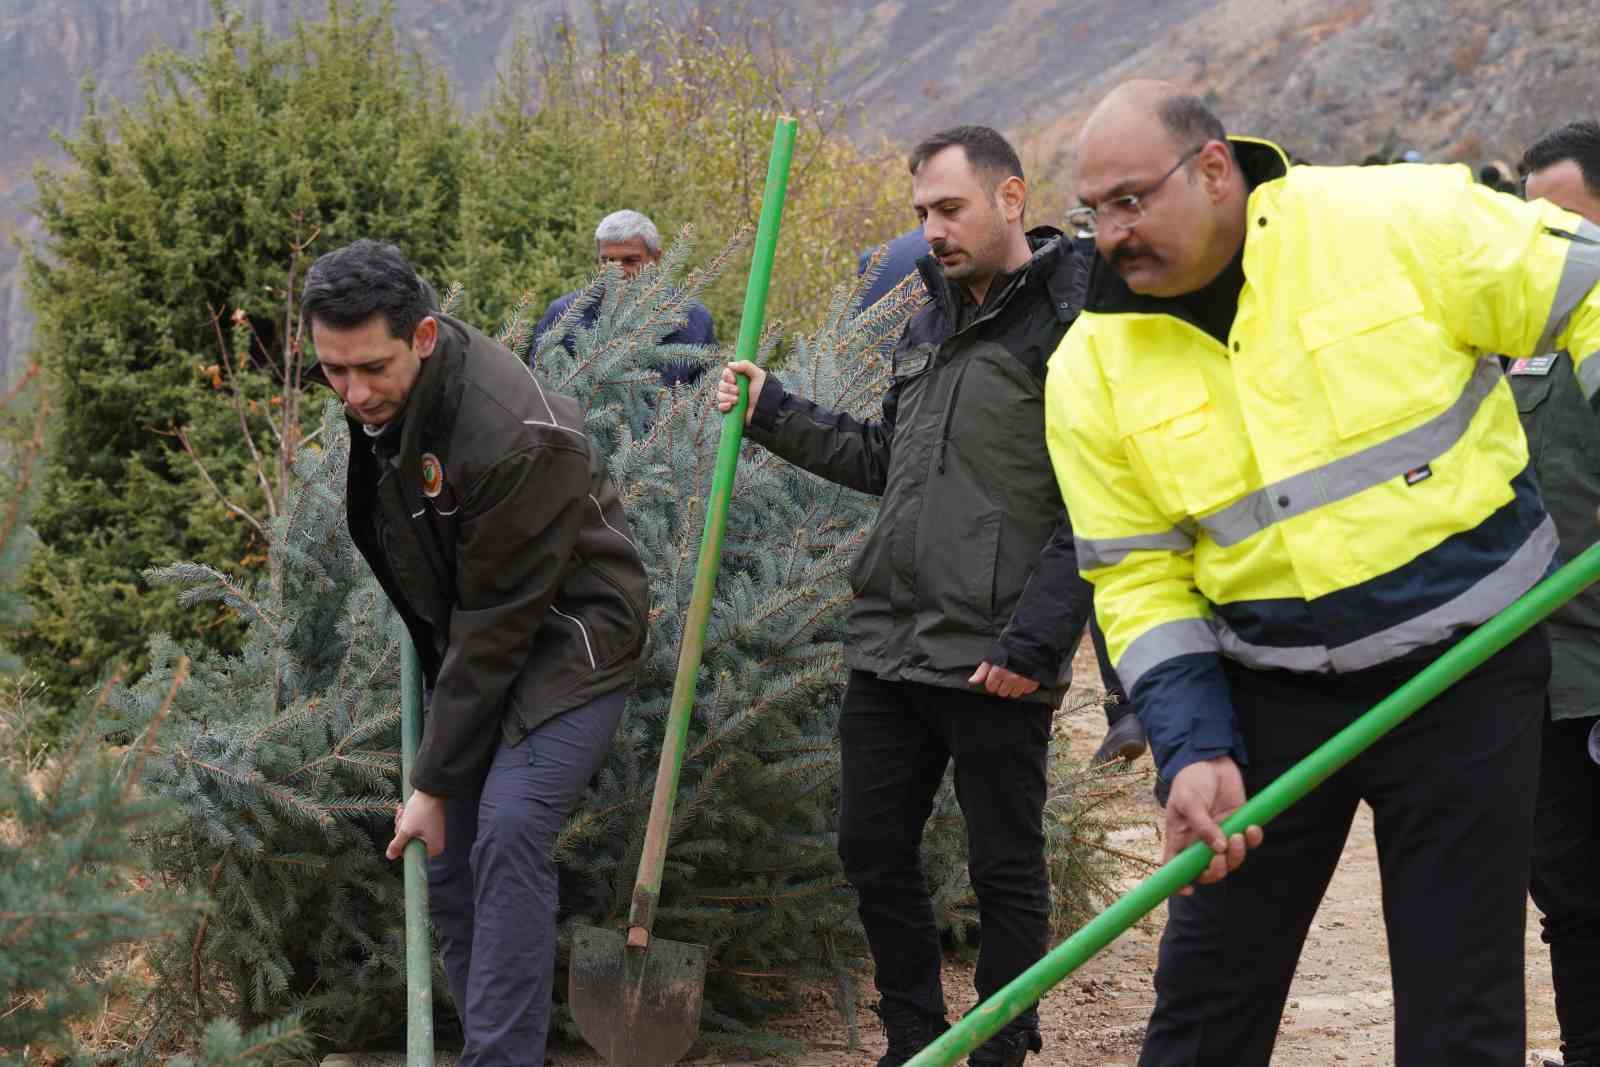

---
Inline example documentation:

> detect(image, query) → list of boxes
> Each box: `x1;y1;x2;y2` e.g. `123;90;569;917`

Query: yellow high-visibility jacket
1044;138;1600;779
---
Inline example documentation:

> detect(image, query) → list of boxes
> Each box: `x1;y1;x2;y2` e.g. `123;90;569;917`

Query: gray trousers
427;689;627;1067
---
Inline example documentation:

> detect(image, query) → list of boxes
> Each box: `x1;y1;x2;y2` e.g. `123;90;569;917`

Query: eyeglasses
1066;145;1206;237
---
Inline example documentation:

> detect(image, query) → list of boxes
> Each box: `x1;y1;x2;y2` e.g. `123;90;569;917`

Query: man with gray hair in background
532;208;717;387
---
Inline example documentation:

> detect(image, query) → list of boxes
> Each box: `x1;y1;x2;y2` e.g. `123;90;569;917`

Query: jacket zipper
936;358;974;474
930;272;1030;475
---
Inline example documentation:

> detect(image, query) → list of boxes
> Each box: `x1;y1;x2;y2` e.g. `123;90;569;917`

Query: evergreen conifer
0;363;311;1067
122;237;1132;1056
19;1;596;713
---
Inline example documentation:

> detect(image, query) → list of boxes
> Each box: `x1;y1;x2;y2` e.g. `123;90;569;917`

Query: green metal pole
908;539;1600;1067
626;115;799;943
400;634;435;1067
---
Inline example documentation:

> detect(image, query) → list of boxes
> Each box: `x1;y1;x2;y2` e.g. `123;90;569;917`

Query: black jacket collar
1083;137;1289;318
915;225;1083;333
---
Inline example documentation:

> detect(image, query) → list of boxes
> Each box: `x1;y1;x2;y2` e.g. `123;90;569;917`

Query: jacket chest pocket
1117;370;1250;520
1510;372;1555;465
1298;275;1453;441
894;341;937;380
1510;356;1600;479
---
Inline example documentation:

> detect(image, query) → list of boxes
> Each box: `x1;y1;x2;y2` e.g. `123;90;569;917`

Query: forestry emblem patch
420;453;444;498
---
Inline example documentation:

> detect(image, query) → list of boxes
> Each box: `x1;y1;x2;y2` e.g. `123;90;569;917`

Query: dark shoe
871;1001;948;1067
1092;712;1147;764
968;1022;1042;1067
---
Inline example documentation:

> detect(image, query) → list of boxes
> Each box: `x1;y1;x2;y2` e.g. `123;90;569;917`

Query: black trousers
1530;710;1600;1065
837;670;1052;1030
1139;628;1549;1067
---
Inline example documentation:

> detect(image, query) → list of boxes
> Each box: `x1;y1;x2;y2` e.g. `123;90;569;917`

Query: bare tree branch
209;304;277;521
162;424;268;540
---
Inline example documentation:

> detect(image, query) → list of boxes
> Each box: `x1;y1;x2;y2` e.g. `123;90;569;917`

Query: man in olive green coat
1516;120;1600;1067
717;126;1094;1067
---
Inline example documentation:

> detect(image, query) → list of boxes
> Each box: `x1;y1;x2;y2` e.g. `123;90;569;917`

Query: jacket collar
915;225;1081;329
1083;136;1289;317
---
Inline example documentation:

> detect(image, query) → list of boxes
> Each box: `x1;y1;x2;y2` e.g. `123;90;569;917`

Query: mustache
929;240;960;257
1109;244;1158;270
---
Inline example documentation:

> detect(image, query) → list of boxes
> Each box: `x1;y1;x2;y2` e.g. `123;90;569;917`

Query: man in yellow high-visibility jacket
1046;80;1600;1067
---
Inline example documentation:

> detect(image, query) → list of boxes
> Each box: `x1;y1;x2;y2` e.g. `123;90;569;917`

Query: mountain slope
3;0;1597;374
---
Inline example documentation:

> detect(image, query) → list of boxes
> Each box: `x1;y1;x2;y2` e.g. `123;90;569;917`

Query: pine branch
191;852;229;1030
208;304;278;521
122;656;190;799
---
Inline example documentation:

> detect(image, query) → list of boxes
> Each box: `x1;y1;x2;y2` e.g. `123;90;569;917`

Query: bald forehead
1078;83;1188;185
1082;80;1180;136
1076;109;1182;203
1079;103;1172;158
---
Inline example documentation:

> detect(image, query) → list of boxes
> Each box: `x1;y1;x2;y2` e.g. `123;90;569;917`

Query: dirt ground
541;640;1566;1067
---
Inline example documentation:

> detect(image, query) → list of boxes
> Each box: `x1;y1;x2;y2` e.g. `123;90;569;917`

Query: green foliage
0;367;48;675
534;243;909;1048
0;682;185;1058
447;41;606;330
164;1016;313;1067
19;0;470;709
19;0;908;727
0;657;311;1066
113;400;411;1051
0;348;313;1066
535;9;909;338
16;4;1137;1053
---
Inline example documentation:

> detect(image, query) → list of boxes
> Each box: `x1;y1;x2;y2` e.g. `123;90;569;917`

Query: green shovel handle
400;634;435;1067
909;537;1600;1066
626;115;799;943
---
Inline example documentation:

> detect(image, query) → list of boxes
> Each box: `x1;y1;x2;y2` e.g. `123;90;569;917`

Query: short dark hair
908;125;1024;186
301;239;432;341
1158;94;1228;150
1520;120;1600;196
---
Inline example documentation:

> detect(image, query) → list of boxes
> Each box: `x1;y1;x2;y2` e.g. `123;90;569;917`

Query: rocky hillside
3;0;1596;375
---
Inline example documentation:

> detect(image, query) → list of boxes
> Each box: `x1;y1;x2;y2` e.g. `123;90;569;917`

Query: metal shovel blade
569;925;708;1067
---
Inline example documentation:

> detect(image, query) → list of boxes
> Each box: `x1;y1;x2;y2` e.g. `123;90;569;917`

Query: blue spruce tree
0;365;311;1067
117;235;1131;1056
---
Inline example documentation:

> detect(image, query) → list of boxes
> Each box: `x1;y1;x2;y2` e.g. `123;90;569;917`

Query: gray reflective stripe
1212;623;1332;673
1578;349;1600;401
1535;218;1600;356
1076;526;1197;570
1199;357;1503;548
1211;515;1558;675
1328;514;1557;672
1116;617;1219;692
